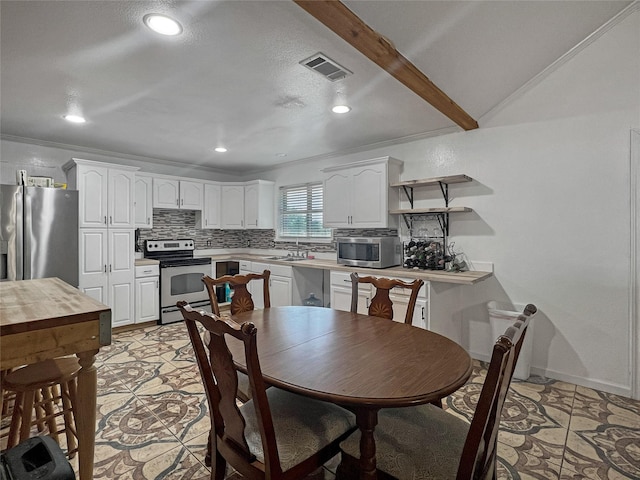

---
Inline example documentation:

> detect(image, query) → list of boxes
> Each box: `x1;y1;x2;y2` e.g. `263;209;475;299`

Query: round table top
229;306;472;408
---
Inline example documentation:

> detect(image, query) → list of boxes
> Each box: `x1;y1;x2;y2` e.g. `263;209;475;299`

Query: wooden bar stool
3;357;80;458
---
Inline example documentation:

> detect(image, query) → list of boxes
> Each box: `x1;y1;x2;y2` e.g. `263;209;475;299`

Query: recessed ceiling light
63;114;86;124
143;14;182;36
332;105;351;114
276;153;287;157
214;147;227;153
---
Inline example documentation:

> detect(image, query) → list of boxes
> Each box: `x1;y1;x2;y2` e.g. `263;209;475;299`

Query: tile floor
2;321;639;480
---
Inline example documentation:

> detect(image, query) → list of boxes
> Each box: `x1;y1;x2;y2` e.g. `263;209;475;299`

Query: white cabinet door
135;175;153;228
221;185;245;229
270;275;292;307
323;171;351;227
322;157;400;228
109;229;135;327
74;162;134;229
109;169;135;228
244;181;275;229
180;181;203;210
77;164;108;228
413;298;428;330
79;228;108;303
136;276;159;323
351;164;387;228
197;183;221;229
154;178;180;208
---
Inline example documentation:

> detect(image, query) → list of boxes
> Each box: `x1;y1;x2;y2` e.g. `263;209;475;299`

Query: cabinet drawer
238;260;252;271
330;271;353;286
269;264;292;278
135;264;159;278
330;271;372;294
251;262;270;273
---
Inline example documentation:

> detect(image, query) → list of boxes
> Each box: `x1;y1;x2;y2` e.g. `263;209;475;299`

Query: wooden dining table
228;305;473;480
0;277;112;480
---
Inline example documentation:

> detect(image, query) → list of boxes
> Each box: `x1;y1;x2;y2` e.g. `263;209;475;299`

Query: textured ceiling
0;0;632;174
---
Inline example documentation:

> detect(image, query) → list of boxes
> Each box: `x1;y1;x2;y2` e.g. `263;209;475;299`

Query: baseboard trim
468;351;632;398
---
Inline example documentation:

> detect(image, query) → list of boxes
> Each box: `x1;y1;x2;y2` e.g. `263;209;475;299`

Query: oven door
160;264;211;324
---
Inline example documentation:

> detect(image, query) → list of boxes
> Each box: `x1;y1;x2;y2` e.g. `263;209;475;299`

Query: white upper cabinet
153;178;203;210
244;180;275;229
134;174;153;228
64;159;137;229
220;181;275;230
221;184;245;229
180;180;204;209
196;182;222;229
322;157;402;229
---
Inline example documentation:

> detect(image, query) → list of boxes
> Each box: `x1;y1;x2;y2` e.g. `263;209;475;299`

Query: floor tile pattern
2;321;639;479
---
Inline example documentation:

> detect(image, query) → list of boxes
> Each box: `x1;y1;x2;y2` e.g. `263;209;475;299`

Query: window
279;182;331;239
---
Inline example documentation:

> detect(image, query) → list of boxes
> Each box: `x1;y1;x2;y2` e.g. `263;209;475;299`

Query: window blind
279;182;331;238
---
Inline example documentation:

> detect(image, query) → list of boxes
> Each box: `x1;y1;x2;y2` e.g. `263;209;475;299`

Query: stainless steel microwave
336;237;401;268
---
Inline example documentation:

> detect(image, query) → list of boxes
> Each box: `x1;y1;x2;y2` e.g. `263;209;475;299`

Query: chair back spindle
350;272;424;324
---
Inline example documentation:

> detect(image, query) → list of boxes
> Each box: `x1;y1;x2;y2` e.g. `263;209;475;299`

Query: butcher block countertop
0;277;111;335
204;254;492;285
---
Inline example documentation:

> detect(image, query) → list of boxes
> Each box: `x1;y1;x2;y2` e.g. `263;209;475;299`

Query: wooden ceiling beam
294;0;478;131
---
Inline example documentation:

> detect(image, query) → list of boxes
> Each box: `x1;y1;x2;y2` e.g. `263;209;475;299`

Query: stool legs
5;380;78;458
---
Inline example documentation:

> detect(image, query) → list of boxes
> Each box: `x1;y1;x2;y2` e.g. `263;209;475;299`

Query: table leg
75;349;98;480
356;408;379;480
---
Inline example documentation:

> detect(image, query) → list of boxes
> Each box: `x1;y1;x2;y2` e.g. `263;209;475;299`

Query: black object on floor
0;436;75;480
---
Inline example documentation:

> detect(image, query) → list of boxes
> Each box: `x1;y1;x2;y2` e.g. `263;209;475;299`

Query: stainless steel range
145;239;212;324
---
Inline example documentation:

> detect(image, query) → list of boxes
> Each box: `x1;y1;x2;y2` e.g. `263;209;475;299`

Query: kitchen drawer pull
147;217;150;224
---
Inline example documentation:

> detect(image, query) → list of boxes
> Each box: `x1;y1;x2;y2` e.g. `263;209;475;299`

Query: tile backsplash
137;209;396;252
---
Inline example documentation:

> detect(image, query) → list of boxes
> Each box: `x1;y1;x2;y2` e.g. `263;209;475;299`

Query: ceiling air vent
300;53;352;82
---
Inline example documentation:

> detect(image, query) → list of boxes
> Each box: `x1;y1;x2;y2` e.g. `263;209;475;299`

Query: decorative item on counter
403;239;451;270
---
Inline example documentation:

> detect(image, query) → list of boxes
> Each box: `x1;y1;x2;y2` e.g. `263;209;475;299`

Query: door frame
631;129;639;400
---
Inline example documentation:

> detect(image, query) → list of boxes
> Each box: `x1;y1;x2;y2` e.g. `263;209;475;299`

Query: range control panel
144;239;195;253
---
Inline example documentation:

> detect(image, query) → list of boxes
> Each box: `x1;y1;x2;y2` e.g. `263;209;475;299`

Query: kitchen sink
265;255;307;261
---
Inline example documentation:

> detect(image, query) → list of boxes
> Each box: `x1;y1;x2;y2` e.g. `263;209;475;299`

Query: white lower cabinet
330;271;371;313
79;228;135;328
135;264;159;323
239;261;292;308
330;270;429;329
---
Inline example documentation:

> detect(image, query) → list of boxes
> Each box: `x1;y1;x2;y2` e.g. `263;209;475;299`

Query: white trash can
487;301;535;380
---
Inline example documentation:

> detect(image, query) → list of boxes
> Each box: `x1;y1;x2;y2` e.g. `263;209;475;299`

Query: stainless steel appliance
336;236;401;268
0;185;79;286
144;239;212;324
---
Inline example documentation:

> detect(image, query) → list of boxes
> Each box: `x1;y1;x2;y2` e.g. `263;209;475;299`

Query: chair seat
340;404;469;480
4;358;80;390
241;388;356;471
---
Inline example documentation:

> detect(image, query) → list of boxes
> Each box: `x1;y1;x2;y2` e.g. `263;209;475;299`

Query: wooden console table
0;277;111;480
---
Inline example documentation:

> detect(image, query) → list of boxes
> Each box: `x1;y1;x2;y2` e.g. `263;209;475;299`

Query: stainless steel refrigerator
0;185;79;287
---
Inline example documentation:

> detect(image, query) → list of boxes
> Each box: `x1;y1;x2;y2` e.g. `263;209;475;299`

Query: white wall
1;10;638;397
254;10;640;396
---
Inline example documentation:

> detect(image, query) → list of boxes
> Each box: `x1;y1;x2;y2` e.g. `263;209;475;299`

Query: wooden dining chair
202;270;271;403
177;300;357;480
202;270;271;316
338;303;537;480
350;272;424;324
